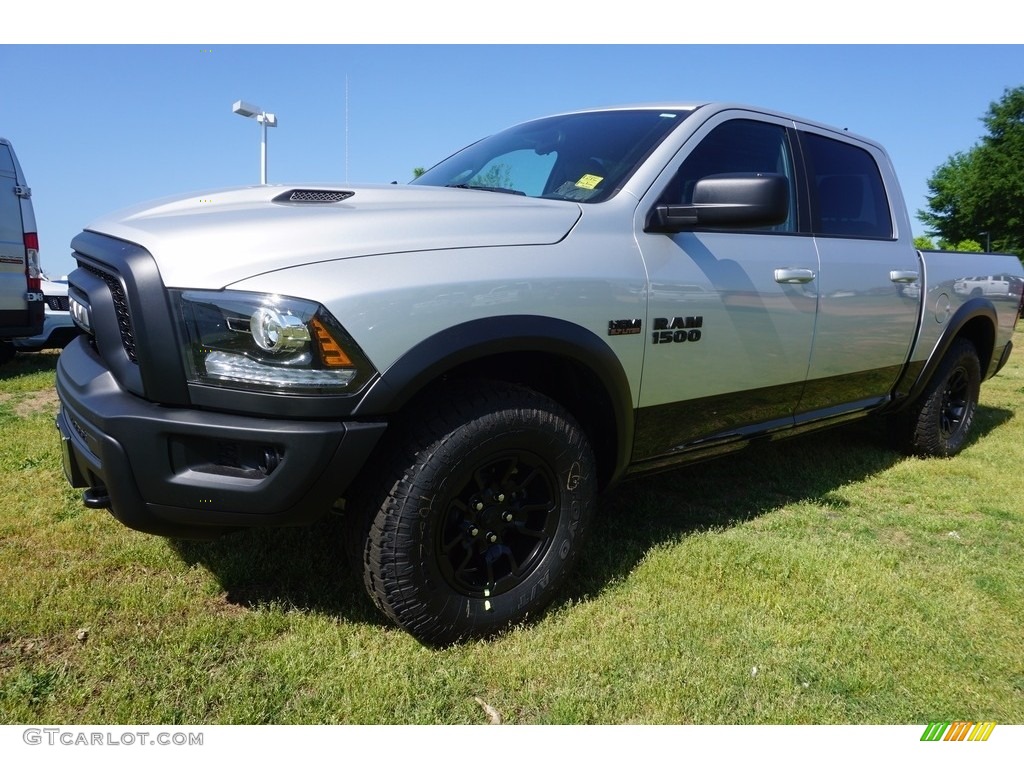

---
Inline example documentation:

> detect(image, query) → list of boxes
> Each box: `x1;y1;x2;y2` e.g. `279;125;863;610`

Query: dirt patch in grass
206;592;252;618
14;389;59;418
0;632;82;672
0;388;60;418
877;527;913;548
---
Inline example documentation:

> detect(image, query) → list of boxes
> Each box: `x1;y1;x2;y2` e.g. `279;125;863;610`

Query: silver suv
0;137;44;363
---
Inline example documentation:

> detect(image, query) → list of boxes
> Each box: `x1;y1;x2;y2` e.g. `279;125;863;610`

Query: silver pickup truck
56;102;1023;645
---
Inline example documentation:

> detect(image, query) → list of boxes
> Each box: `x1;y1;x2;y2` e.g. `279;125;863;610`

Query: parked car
953;275;1012;297
0;137;44;364
56;102;1024;645
12;279;80;352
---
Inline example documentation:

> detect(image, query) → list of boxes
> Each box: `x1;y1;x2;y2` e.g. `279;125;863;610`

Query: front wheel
352;382;596;646
889;338;981;457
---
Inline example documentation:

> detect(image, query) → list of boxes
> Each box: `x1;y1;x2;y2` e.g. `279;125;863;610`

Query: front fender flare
351;315;636;484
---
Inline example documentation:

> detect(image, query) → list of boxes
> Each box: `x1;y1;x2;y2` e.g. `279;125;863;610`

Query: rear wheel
351;382;595;646
889;338;981;457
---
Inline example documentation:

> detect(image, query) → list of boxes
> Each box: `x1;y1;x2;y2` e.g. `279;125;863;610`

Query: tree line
918;85;1024;259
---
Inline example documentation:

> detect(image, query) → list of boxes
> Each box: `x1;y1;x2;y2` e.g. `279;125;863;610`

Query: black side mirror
646;173;790;233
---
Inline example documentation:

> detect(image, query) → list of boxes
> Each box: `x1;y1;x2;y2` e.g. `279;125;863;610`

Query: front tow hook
82;486;111;509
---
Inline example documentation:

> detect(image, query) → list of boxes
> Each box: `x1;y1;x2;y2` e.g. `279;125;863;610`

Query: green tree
940;238;985;253
412;167;426;178
918;86;1024;258
916;233;986;253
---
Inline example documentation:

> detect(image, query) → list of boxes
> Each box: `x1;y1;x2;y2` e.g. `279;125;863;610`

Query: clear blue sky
2;42;1022;279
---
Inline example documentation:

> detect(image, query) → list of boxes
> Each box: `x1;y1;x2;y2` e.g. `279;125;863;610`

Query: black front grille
67;230;192;405
46;295;70;311
80;262;138;363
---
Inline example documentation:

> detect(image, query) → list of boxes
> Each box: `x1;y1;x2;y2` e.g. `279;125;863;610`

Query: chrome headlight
173;290;375;395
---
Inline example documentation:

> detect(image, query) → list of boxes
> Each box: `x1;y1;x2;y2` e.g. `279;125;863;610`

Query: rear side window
801;132;893;239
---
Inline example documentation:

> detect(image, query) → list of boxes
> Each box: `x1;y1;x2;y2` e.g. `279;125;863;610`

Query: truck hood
84;183;583;288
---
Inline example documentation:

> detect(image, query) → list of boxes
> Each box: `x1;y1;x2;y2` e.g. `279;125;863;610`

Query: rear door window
801;132;893;239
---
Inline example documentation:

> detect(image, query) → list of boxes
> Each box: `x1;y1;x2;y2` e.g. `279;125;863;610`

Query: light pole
979;231;991;252
232;100;277;185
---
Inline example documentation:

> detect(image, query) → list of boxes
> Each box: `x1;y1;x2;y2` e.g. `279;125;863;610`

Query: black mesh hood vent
272;189;355;204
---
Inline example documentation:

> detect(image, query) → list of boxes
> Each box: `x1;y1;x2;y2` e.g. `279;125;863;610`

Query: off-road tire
350;381;595;646
889;338;981;457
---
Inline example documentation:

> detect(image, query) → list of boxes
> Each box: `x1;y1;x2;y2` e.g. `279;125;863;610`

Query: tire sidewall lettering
410;421;591;638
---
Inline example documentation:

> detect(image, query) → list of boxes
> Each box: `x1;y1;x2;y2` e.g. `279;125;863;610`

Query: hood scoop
273;189;355;204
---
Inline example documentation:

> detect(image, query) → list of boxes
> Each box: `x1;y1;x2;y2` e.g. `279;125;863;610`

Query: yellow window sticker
575;174;604;190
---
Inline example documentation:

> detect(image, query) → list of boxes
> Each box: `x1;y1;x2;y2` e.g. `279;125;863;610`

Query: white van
1;137;44;363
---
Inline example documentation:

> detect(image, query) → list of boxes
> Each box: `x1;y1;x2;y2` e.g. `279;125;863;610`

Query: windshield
411;109;693;203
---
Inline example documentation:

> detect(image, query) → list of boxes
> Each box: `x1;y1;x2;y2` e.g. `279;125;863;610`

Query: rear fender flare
889;297;997;411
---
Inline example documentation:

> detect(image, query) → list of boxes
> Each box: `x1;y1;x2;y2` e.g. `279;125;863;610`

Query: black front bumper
56;336;387;539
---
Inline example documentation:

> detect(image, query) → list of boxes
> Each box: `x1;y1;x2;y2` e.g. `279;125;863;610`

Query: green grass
1;341;1023;724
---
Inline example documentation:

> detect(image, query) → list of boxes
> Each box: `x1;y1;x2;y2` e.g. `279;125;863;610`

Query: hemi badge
608;319;642;336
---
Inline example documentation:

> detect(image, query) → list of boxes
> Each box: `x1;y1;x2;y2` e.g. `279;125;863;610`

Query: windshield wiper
446;184;526;196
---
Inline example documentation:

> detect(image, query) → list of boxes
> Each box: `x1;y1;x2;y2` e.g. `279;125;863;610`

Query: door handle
889;270;919;283
774;268;816;284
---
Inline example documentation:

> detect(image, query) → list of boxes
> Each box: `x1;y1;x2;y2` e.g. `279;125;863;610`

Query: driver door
633;114;819;461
